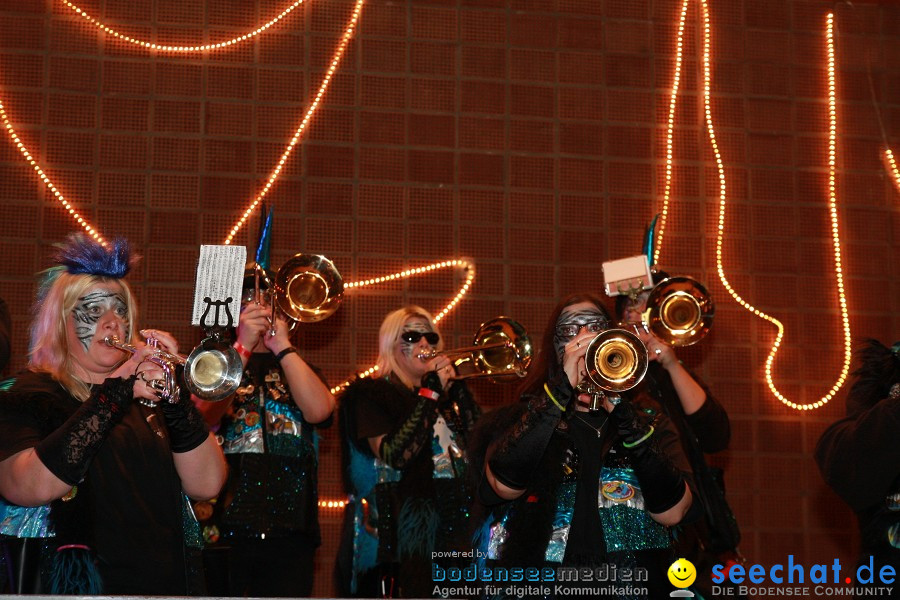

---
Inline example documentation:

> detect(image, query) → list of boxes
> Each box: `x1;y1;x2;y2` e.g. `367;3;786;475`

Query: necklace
573;411;608;438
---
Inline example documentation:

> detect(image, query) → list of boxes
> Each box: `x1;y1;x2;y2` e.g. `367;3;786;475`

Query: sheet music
191;245;247;328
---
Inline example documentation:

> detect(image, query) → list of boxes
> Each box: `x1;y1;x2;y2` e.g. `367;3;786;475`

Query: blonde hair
376;305;443;386
29;272;137;401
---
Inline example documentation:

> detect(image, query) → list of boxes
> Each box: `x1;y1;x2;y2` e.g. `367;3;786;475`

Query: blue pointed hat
641;213;659;268
255;206;274;271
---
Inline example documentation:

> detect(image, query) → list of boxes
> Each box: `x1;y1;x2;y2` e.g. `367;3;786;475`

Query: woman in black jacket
472;292;693;599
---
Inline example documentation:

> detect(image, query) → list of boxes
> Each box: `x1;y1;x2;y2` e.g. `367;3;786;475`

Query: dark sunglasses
401;331;440;345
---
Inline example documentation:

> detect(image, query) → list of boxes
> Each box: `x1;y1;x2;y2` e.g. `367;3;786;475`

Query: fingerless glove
609;401;686;514
36;377;135;485
160;385;210;453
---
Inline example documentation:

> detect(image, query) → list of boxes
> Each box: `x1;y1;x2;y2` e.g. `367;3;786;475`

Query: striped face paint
553;307;609;363
398;318;434;359
71;288;129;351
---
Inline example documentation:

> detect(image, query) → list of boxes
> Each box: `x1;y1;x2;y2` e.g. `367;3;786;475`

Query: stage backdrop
1;0;898;596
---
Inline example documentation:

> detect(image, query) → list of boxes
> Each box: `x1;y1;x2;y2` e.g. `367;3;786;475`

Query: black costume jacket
469;387;693;600
337;375;480;598
816;395;900;579
0;370;199;595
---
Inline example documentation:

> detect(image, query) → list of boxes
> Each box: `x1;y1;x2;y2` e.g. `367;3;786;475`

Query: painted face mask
553;308;609;362
398;319;436;359
72;288;129;351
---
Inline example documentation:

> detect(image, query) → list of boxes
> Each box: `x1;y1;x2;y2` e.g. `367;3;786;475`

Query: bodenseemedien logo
667;558;696;598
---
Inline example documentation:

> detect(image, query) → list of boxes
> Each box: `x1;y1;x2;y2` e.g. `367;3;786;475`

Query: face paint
553;306;609;362
398;319;433;359
72;288;128;351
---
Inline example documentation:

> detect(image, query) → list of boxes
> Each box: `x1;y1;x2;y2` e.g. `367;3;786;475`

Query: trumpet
104;335;185;407
640;276;714;347
105;333;242;404
417;317;533;382
576;328;649;411
249;253;344;336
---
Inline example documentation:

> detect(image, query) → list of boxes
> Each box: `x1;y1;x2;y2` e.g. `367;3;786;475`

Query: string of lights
708;7;851;410
884;148;900;196
652;0;691;267
223;0;364;245
58;0;307;53
0;99;105;245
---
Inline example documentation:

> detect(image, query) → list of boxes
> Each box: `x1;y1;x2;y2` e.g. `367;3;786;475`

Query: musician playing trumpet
336;306;480;598
195;267;335;598
0;233;226;595
472;292;692;599
615;269;741;598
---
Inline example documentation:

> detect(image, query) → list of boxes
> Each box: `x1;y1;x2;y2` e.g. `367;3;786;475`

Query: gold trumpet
576;328;649;410
417;317;533;382
248;253;344;336
274;253;343;324
105;334;242;404
641;276;714;347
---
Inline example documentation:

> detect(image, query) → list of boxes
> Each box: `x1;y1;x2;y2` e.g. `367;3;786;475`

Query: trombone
249;253;344;335
417;317;533;382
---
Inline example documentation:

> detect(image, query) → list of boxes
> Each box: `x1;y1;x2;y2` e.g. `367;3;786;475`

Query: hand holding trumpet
107;329;183;405
236;302;272;352
562;330;594;390
632;325;677;369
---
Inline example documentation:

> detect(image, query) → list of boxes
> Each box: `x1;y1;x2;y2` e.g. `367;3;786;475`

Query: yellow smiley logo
667;558;697;589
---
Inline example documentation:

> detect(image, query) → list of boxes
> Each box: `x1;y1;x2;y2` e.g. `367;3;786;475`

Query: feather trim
397;498;438;559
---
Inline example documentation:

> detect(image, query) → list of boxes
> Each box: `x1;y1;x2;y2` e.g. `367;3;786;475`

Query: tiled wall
1;0;898;596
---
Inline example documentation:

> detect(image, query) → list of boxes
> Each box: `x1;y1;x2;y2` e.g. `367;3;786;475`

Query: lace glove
608;401;686;514
379;389;440;470
160;383;210;453
486;374;572;490
35;377;135;486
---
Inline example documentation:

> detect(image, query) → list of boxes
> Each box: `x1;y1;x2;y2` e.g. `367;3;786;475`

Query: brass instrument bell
582;328;649;394
643;276;714;347
274;253;344;324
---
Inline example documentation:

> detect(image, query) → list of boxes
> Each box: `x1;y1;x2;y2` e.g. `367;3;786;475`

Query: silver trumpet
105;333;242;405
104;335;184;406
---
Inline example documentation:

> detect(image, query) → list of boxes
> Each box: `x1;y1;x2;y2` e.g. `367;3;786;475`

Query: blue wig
54;234;134;278
35;234;137;303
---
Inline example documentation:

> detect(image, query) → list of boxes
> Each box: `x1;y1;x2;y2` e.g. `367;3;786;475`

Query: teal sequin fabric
598;466;670;553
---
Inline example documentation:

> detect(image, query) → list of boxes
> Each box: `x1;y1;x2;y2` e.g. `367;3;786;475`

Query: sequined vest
214;357;320;540
475;425;670;567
